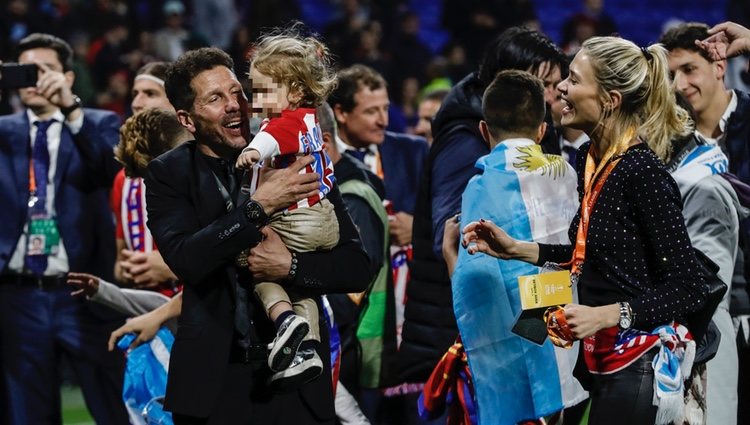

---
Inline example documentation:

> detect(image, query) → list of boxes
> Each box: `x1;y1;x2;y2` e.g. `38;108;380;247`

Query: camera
0;63;39;89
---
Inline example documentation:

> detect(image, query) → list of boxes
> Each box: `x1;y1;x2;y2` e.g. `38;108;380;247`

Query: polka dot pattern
539;141;708;329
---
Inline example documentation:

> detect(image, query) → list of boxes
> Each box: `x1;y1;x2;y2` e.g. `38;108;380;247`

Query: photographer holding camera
0;33;128;424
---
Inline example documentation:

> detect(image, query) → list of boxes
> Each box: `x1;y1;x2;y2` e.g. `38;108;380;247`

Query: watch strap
60;95;82;116
618;301;633;329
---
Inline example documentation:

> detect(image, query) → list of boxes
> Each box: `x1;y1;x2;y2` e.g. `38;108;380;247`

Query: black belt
0;273;68;290
229;342;268;364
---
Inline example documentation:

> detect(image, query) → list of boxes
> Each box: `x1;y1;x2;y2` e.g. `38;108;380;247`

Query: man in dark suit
146;47;372;424
0;33;128;424
328;65;429;246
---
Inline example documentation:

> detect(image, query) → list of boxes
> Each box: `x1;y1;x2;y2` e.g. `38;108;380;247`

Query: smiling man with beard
144;47;372;424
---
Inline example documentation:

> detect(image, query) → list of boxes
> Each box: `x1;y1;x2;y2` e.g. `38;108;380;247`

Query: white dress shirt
8;109;84;275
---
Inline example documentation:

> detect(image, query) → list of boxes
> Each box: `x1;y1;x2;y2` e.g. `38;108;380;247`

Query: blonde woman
462;36;707;425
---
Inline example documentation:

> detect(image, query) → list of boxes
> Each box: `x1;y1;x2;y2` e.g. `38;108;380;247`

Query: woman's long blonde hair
582;36;693;161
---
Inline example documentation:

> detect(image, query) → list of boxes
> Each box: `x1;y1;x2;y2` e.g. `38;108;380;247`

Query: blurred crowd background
0;0;747;131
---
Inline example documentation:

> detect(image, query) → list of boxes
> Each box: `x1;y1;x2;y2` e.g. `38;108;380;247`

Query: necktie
348;148;369;163
25;120;54;276
348;147;384;178
222;162;252;346
225;162;238;197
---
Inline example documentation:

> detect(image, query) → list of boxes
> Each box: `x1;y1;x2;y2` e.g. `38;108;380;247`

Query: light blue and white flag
118;327;174;425
452;139;587;424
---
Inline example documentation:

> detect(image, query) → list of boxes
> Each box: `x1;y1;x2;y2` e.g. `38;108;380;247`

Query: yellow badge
518;270;572;310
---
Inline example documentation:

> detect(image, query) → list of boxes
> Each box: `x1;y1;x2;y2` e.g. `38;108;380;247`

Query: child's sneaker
267;315;309;371
268;348;323;391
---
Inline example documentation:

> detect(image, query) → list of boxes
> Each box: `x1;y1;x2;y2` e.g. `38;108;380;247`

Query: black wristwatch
60;95;82;116
244;199;269;227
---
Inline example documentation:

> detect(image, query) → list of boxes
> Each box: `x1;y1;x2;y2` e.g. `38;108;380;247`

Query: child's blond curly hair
249;28;337;107
115;109;189;177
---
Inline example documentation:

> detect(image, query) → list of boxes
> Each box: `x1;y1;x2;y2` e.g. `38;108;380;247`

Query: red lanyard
563;129;638;275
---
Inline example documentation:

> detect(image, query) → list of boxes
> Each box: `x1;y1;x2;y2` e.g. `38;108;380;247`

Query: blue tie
348;148;369;163
25;120;54;275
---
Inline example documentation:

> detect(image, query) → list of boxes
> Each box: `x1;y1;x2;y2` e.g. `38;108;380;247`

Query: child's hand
236;149;261;169
67;272;101;298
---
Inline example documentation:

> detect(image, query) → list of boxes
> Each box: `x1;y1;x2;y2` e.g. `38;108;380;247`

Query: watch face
246;201;263;221
620;316;632;329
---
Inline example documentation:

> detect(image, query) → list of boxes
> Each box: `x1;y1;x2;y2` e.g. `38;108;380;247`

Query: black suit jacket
145;141;371;419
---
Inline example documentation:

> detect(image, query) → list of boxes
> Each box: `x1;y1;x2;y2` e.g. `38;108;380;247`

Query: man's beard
193;118;246;159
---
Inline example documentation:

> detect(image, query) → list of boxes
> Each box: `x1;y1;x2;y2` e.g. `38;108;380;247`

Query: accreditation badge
27;214;61;256
513;264;574;345
518;269;573;310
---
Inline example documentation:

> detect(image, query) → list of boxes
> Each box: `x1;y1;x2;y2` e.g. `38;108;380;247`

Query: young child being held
235;30;338;389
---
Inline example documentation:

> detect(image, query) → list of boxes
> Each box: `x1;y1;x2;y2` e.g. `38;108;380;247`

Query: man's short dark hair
16;33;74;71
165;47;234;112
659;23;713;62
478;27;566;88
482;70;545;138
328;64;387;112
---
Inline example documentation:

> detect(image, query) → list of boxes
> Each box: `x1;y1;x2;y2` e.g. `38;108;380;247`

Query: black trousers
172;360;335;425
172;361;258;425
587;352;658;425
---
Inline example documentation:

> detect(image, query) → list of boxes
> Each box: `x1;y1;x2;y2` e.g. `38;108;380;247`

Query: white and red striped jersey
243;107;335;210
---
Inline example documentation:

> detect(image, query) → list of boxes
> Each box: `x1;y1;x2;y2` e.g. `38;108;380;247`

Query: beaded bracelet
287;251;298;281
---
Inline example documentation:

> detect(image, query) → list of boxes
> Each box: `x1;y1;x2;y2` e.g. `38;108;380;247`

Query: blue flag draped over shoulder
452;139;587;424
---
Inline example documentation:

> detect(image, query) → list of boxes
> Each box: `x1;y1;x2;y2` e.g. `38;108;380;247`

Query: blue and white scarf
652;323;696;425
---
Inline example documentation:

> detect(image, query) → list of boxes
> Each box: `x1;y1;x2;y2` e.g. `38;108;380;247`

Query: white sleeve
64;110;84;134
244;131;281;161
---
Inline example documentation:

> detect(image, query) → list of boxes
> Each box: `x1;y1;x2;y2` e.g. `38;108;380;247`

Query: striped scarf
121;176;152;252
584;323;695;425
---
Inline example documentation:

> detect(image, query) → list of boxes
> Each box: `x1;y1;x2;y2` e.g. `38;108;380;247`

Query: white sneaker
267;315;310;371
268;348;324;391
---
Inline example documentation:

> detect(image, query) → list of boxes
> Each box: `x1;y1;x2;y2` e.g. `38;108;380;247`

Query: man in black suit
145;47;372;424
